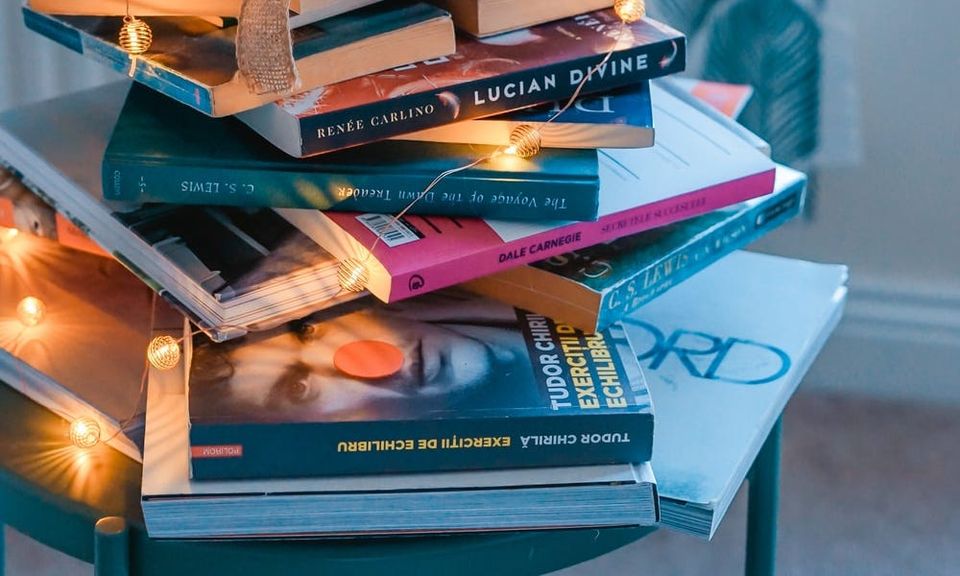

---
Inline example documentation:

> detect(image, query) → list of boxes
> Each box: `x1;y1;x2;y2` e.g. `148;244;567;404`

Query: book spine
385;169;776;302
22;8;215;115
295;37;685;156
596;184;805;330
189;411;653;480
102;158;600;220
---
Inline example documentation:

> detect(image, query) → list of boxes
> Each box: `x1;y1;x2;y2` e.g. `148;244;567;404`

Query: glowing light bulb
16;296;46;327
69;417;101;449
119;15;153;55
506;124;542;158
0;227;18;243
338;258;369;293
147;335;181;370
614;0;646;23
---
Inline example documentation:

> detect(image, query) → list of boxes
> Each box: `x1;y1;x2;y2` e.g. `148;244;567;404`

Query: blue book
467;164;806;332
102;85;602;221
185;291;653;480
143;354;658;538
21;1;455;117
624;250;848;538
398;83;655;149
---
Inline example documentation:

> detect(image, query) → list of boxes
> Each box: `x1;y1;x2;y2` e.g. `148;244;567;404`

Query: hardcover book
397;83;654;149
627;251;848;538
466;164;806;332
102;85;602;221
0;233;182;462
22;1;455;117
239;10;685;157
279;83;776;303
186;290;654;480
143;357;658;538
428;0;615;37
0;83;362;342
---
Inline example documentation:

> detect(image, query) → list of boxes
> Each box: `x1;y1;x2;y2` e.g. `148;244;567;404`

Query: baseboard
802;276;960;405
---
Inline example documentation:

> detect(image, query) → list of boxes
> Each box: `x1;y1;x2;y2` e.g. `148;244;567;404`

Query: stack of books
0;0;846;542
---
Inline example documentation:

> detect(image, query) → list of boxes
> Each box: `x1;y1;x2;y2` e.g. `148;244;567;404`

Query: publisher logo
408;274;425;291
191;444;244;459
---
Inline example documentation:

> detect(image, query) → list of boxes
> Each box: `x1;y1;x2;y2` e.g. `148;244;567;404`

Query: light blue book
623;250;848;538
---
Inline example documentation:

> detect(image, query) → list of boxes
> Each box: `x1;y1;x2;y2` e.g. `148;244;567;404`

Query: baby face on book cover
189;291;546;422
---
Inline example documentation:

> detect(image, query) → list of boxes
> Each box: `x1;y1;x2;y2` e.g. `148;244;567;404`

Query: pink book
279;83;776;303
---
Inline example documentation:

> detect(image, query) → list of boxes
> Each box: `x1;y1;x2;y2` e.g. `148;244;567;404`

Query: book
185;290;653;480
279;83;776;303
22;2;455;117
627;250;847;538
396;83;654;149
239;10;685;157
0;82;362;342
101;85;603;221
143;350;657;538
28;0;384;24
466;164;806;332
428;0;614;37
0;233;183;462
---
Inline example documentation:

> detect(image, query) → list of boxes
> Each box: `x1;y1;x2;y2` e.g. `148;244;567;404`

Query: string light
0;228;18;243
69;416;101;449
338;257;370;293
614;0;646;23
16;296;46;327
504;124;543;158
147;335;181;370
119;0;152;56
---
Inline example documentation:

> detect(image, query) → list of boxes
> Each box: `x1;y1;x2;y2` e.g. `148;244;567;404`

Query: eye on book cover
187;291;654;479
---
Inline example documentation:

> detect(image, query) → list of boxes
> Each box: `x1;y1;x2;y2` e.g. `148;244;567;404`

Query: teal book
624;251;847;538
102;85;602;221
185;291;653;480
468;164;806;332
22;1;454;117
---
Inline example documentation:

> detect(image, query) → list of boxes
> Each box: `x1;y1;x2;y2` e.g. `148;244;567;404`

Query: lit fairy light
16;296;46;327
69;417;101;449
147;335;181;370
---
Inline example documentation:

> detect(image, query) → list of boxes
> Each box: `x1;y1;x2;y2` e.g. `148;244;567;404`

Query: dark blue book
399;83;655;149
102;85;602;221
467;165;806;332
186;291;654;480
22;1;455;117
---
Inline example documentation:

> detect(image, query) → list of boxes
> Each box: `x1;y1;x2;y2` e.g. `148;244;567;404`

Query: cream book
429;0;614;37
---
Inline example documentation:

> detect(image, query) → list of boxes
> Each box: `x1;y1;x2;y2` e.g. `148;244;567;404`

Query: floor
5;391;960;576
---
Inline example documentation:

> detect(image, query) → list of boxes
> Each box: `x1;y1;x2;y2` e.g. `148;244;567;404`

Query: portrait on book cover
188;291;548;423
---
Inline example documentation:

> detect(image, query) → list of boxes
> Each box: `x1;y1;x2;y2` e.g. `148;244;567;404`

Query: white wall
754;0;960;404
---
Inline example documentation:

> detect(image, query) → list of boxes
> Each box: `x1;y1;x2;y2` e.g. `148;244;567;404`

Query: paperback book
22;1;455;117
0;233;181;462
143;357;658;538
0;83;362;342
397;83;654;149
102;85;603;221
186;290;653;480
279;83;776;303
429;0;615;37
627;251;847;538
466;164;806;332
239;10;685;157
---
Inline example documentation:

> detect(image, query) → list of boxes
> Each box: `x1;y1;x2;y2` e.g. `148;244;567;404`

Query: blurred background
2;0;958;574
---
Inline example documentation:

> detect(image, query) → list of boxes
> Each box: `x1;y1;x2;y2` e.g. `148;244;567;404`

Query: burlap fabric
236;0;300;94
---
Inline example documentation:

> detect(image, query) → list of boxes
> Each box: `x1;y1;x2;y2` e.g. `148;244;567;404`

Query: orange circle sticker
333;340;404;379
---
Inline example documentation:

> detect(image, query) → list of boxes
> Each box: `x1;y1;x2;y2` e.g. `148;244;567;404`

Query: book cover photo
186;290;654;480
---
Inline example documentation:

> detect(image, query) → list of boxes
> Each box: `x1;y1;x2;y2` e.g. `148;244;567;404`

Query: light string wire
344;3;644;290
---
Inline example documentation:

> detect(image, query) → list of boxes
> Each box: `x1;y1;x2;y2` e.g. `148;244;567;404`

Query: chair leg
745;416;782;576
94;517;129;576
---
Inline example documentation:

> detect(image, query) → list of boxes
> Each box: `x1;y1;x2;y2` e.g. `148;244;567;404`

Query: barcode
356;213;421;248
